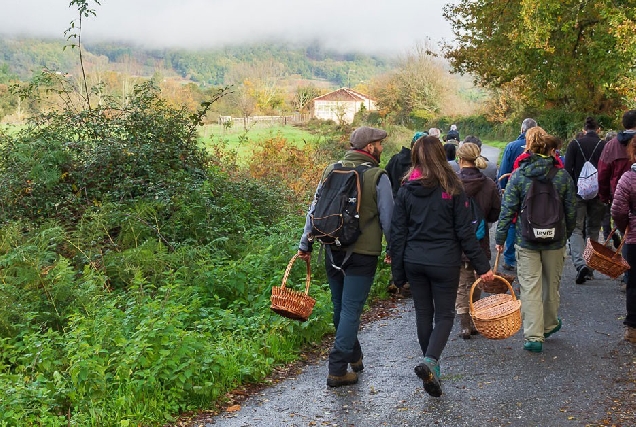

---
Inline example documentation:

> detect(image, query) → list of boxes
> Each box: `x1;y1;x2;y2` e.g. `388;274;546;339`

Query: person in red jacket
609;136;636;343
598;110;636;289
598;110;636;204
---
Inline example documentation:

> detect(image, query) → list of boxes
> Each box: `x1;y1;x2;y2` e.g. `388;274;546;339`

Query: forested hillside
0;36;391;87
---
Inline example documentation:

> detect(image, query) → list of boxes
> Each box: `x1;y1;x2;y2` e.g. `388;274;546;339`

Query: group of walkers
296;113;636;397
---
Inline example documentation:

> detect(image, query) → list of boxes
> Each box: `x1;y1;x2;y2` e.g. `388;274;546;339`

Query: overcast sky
1;0;457;55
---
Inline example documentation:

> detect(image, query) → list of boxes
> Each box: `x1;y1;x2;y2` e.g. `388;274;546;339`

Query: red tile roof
313;88;376;102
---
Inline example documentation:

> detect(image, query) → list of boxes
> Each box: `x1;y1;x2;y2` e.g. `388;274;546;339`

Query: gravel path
202;239;635;427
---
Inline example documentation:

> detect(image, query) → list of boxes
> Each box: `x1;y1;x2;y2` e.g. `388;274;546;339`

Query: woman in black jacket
390;136;494;397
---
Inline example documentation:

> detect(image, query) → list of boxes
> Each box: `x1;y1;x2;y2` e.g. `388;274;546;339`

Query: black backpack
520;167;564;243
309;163;372;247
468;196;486;241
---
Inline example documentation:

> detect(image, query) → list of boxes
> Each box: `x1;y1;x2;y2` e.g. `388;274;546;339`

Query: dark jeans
504;223;516;266
325;251;378;376
622;244;636;328
406;262;460;361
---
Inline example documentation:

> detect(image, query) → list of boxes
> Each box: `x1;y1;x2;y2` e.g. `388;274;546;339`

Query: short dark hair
584;116;598;131
463;135;482;147
622;110;636;129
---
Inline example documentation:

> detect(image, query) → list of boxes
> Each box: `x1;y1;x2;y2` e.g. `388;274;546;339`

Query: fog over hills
1;0;455;55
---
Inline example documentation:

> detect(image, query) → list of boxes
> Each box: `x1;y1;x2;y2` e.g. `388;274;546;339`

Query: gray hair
521;118;537;133
428;128;441;138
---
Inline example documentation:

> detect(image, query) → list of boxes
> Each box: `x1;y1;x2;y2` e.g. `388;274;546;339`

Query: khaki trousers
516;246;565;342
456;262;482;315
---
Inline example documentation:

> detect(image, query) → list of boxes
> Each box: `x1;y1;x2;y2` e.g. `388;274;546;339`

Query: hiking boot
459;313;471;339
523;340;543;353
414;357;442;397
502;263;516;271
326;371;358;388
400;282;412;298
387;282;399;294
625;327;636;343
576;266;591;284
470;317;479;335
544;318;562;339
350;355;364;373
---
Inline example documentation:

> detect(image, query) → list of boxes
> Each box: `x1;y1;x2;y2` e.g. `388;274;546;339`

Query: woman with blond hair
455;143;501;339
390;136;494;397
495;134;576;353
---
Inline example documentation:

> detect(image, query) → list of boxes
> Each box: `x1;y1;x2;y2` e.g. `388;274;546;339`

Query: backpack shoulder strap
575;140;588;162
546;166;559;181
589;139;602;159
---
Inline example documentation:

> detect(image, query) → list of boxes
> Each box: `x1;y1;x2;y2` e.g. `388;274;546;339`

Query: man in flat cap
298;126;393;388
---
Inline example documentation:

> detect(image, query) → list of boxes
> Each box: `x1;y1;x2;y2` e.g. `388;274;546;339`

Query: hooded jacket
598;131;636;203
495;154;576;251
389;176;491;287
385;146;412;198
610;165;636;244
459;167;502;261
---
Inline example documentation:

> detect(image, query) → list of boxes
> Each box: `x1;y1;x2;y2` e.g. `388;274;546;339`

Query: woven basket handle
493;250;501;272
469;275;515;313
280;254;312;295
606;226;629;259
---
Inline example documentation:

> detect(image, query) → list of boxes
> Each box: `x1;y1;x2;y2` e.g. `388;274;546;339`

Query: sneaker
625;327;636;343
502;263;516;271
544;318;562;339
523;340;543;353
576;266;591;284
350;356;364;373
327;371;358;388
414;357;442;397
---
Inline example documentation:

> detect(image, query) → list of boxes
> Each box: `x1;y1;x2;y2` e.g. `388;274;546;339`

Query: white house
311;88;377;124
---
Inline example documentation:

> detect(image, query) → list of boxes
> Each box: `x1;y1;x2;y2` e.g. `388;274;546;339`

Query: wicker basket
583;227;630;279
469;275;521;340
270;254;316;322
480;251;514;294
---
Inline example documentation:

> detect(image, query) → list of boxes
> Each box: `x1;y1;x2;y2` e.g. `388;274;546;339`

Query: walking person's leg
516;247;544;352
409;263;459;397
325;253;377;386
570;198;591;283
540;247;565;339
621;244;636;342
455;262;479;339
585;198;607;243
503;223;516;269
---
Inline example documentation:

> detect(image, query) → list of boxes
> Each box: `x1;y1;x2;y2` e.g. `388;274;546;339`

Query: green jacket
495;154;576;251
299;150;393;256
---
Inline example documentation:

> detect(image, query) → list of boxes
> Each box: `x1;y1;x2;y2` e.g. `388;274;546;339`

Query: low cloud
1;0;455;54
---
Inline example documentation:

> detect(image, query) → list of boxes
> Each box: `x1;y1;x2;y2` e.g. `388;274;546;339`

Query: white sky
1;0;457;54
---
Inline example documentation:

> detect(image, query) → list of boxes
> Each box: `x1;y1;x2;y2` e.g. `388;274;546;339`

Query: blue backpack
468;196;486;241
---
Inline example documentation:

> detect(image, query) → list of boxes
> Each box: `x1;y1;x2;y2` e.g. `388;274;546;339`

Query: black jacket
389;179;491;286
564;131;605;189
385;147;412;198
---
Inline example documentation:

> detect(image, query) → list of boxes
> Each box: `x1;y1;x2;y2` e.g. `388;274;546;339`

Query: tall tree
443;0;636;114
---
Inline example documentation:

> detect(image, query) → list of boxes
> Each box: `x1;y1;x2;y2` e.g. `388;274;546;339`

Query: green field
199;123;317;162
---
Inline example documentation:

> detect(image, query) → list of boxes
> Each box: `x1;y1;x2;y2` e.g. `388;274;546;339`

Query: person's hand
480;269;494;282
495;244;505;253
297;250;311;261
384;254;391;264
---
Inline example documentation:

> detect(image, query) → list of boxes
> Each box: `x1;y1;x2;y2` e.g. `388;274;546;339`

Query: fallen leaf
226;405;241;412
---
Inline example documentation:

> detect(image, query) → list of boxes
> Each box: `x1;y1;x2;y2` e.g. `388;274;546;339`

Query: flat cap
350;126;387;149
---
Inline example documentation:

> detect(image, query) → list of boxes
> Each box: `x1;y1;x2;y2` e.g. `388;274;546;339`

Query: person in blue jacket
496;118;537;270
